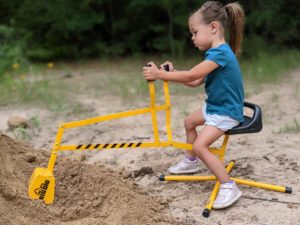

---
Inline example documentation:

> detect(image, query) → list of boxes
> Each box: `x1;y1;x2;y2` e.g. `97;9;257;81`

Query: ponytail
225;3;245;56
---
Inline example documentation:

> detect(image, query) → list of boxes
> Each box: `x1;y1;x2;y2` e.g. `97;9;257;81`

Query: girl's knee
184;112;205;131
192;143;208;159
184;117;195;130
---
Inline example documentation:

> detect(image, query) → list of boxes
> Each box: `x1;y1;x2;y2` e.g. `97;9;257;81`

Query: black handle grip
163;64;170;71
145;64;155;82
145;63;169;82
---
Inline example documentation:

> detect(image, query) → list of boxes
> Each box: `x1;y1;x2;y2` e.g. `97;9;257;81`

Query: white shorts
202;104;240;132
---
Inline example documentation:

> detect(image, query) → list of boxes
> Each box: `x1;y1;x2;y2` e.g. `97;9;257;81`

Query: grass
241;50;300;96
12;115;41;140
0;49;299;113
279;118;300;134
0;64;85;113
84;49;300;100
0;74;68;110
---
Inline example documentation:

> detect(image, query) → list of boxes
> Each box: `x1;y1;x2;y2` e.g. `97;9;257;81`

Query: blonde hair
192;1;245;56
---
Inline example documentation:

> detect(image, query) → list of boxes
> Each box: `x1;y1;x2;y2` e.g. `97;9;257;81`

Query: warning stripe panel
59;142;172;151
120;143;126;148
75;142;143;150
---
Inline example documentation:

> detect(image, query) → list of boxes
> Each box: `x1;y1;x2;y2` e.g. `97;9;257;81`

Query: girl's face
189;14;213;51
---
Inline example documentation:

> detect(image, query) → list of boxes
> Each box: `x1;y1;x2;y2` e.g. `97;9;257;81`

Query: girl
143;1;245;209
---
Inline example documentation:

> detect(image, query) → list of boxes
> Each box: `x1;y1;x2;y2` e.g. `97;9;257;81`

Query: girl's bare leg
184;108;205;157
192;125;230;183
168;108;205;174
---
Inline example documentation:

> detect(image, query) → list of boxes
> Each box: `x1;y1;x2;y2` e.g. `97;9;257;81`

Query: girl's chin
196;45;209;51
196;45;206;51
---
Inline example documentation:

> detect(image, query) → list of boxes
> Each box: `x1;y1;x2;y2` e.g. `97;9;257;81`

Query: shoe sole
168;168;201;174
213;191;242;209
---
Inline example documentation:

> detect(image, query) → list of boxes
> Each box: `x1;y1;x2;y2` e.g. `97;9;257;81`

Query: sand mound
0;134;175;225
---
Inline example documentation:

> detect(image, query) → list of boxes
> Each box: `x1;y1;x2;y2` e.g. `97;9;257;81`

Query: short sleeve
205;47;227;68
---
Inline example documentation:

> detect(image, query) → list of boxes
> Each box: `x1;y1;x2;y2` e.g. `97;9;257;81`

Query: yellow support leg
160;175;216;181
231;178;292;193
159;161;236;217
159;159;292;217
202;160;235;217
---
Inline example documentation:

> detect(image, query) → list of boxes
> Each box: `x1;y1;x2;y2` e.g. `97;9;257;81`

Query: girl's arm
143;60;219;83
159;61;204;87
183;78;204;88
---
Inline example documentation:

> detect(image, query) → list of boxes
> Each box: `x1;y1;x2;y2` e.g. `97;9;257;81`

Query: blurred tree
0;0;298;60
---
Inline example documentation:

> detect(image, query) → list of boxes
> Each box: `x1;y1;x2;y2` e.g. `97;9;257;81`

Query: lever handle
145;63;170;82
146;64;155;82
163;64;170;72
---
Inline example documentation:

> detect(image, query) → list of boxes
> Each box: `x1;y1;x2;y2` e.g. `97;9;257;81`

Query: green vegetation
0;0;299;64
12;115;41;140
241;50;300;83
0;25;28;77
279;118;300;134
0;66;77;112
0;49;299;111
0;0;299;107
13;126;31;140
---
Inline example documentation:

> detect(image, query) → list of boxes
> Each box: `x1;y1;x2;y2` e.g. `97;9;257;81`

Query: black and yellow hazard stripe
75;142;143;150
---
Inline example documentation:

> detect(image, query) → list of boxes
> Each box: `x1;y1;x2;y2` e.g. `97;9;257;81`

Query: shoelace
178;160;188;168
216;186;233;200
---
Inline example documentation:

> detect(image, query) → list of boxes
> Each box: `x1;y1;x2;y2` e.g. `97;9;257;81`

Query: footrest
285;187;292;193
159;175;165;181
202;208;210;218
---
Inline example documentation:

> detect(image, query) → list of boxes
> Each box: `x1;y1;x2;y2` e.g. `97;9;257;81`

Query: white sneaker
168;157;201;174
213;181;242;209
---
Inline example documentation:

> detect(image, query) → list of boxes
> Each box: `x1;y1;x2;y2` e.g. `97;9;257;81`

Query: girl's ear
210;21;218;34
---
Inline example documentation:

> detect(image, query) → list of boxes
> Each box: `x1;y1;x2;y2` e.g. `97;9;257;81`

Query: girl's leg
168;108;205;174
192;125;230;183
184;108;205;157
193;125;242;209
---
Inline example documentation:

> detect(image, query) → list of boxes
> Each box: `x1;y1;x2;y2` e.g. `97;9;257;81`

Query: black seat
225;102;263;135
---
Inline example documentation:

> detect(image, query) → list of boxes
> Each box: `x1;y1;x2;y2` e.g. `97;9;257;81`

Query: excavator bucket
28;167;55;205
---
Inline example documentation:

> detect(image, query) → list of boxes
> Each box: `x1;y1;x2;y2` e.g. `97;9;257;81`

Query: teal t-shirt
204;43;244;122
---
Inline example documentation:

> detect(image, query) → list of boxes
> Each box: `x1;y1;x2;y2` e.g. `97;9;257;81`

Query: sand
0;69;299;224
0;134;180;225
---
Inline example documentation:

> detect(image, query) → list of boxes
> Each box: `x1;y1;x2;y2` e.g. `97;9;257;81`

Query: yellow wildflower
12;63;19;69
47;62;54;68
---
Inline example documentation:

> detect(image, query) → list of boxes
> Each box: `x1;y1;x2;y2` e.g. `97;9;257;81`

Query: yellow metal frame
28;80;292;217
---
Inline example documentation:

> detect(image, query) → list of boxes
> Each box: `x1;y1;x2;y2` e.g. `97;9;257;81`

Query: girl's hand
160;61;175;71
143;62;161;81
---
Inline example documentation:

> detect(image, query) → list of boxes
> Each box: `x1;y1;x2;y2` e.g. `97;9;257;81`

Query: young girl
143;1;244;209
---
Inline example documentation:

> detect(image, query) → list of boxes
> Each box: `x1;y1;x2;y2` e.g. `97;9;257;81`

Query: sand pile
0;134;175;225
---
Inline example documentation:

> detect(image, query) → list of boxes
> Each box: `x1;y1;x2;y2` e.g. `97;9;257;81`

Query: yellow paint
12;63;19;69
28;168;55;205
28;79;291;212
47;62;54;68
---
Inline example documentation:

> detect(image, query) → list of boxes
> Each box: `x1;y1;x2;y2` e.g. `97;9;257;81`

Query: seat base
159;160;292;218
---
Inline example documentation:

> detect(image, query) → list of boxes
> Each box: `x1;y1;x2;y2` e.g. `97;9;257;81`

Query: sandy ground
0;68;299;225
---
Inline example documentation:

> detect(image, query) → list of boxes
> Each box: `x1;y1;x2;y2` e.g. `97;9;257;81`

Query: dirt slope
0;133;178;225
